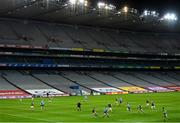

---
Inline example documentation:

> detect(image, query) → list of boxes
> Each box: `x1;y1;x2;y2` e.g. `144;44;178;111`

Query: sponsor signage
33;46;44;49
71;48;84;52
147;87;172;92
175;66;180;69
0;90;30;99
105;92;128;95
0;44;5;47
0;63;7;67
168;86;180;91
120;86;147;93
18;45;31;48
91;87;123;93
26;89;68;97
49;47;71;50
6;44;16;48
150;66;161;69
92;48;104;52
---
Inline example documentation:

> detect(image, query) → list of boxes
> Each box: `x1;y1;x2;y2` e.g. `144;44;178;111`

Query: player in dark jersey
162;107;168;122
30;101;34;110
108;103;112;112
146;99;150;107
77;102;81;111
151;101;155;110
115;98;118;106
92;107;98;117
137;104;144;113
47;92;49;98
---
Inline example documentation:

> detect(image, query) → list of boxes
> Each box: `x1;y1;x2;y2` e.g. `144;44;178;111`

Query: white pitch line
0;112;51;122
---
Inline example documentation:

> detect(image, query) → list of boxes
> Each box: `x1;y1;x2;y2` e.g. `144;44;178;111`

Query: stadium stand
1;70;178;95
130;72;174;91
0;19;180;53
167;72;180;86
0;76;18;90
1;70;65;96
114;72;156;87
62;71;119;93
1;70;52;90
129;72;173;86
149;72;180;86
88;72;133;87
32;71;92;95
0;74;31;99
0;18;180;97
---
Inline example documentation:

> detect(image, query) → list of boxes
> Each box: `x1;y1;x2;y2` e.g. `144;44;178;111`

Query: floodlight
98;2;105;9
78;0;88;6
108;4;116;10
144;10;148;16
69;0;76;4
142;10;159;17
84;0;88;6
163;13;178;21
123;6;128;13
151;11;156;15
105;5;109;10
79;0;84;4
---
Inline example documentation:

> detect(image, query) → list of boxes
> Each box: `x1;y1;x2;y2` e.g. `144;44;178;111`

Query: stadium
0;0;180;122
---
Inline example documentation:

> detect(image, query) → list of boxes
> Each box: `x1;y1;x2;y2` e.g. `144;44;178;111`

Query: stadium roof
0;0;180;32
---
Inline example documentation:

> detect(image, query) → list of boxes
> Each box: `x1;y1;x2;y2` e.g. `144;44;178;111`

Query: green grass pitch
0;92;180;122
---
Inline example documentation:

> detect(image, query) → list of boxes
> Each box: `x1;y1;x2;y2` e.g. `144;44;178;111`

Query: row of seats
0;76;17;90
0;70;179;94
1;70;53;90
0;19;180;53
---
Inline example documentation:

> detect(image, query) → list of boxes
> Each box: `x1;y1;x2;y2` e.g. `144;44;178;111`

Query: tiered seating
114;72;156;87
33;73;91;94
0;70;179;95
0;21;17;40
0;76;17;90
150;72;179;86
0;19;180;53
132;72;173;92
2;70;53;90
10;21;49;46
167;72;180;86
112;72;155;92
0;74;30;99
37;24;78;48
139;72;175;86
62;71;121;93
88;72;132;87
1;70;65;96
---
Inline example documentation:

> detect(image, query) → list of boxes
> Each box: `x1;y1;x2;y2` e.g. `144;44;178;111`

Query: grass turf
0;92;180;122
